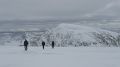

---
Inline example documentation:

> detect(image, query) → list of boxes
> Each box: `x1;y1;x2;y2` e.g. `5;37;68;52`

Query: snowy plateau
0;23;120;67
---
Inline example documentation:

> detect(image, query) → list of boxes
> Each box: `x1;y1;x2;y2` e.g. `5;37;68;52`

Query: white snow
53;23;118;35
0;46;120;67
46;23;119;46
0;23;119;47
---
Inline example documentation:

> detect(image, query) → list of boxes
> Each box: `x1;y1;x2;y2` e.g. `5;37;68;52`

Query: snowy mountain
44;23;120;47
0;23;120;47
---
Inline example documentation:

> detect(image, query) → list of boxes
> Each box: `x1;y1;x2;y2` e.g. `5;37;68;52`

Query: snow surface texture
0;46;120;67
0;23;120;47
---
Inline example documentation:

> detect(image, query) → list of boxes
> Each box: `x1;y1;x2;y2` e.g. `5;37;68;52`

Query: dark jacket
24;40;28;46
42;41;45;46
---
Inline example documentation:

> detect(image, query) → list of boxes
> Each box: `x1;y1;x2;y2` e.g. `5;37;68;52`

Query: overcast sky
0;0;119;20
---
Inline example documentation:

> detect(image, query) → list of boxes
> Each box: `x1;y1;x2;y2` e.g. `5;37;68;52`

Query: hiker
51;41;55;49
24;39;29;51
42;41;45;50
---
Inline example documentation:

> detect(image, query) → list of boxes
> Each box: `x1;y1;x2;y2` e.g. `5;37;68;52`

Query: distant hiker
24;39;29;51
51;41;55;49
42;41;45;50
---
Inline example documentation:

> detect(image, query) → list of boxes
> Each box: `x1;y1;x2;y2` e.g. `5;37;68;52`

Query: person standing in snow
42;41;45;50
51;41;55;49
24;39;29;51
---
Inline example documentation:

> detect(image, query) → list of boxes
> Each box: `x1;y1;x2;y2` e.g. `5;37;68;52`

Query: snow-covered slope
52;23;116;41
0;23;120;47
44;23;120;47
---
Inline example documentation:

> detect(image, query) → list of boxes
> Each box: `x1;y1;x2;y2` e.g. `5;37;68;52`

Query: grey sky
0;0;118;20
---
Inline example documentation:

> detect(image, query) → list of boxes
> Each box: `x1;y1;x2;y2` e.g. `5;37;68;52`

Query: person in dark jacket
42;41;45;50
24;39;29;51
51;41;55;49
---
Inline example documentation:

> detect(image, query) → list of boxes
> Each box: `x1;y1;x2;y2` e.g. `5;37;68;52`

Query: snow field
0;46;120;67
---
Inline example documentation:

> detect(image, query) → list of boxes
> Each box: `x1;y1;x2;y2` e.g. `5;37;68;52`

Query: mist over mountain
0;19;120;33
0;0;120;33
